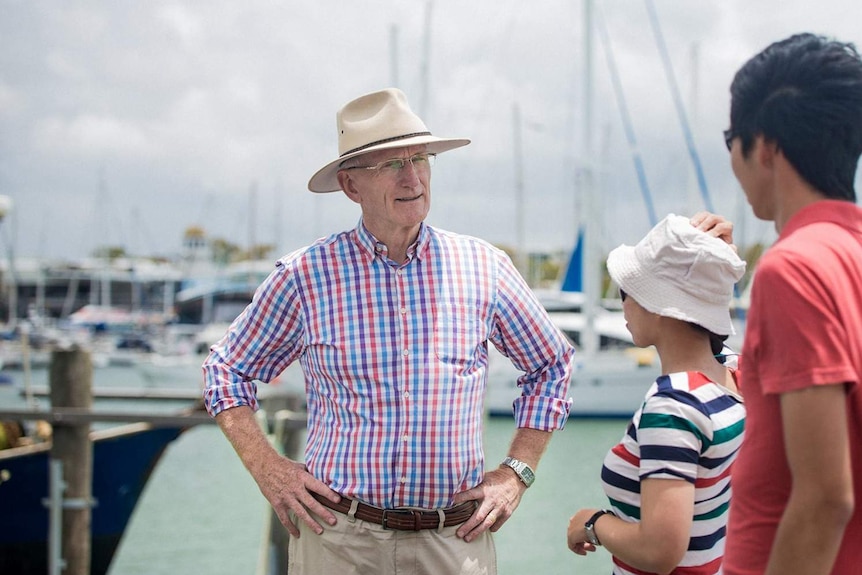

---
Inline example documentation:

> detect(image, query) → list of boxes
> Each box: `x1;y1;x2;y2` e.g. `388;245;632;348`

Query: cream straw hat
308;88;470;193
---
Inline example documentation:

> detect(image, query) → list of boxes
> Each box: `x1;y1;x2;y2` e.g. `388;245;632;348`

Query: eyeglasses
346;153;436;174
723;128;735;151
620;289;627;302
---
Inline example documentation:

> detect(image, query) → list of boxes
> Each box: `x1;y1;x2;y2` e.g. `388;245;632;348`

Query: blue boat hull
0;425;184;575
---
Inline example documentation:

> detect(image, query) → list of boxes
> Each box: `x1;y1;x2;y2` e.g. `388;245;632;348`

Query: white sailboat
485;233;660;419
485;0;660;418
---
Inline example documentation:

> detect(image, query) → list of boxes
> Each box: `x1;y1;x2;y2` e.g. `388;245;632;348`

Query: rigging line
644;0;714;213
594;4;658;227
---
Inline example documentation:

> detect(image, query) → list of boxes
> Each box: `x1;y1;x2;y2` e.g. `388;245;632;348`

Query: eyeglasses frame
723;129;735;151
344;152;437;174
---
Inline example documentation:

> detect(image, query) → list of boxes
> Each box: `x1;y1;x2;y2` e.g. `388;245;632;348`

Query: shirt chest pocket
434;303;483;364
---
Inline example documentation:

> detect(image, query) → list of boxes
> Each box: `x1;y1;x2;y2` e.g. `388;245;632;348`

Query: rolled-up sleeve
202;261;305;417
491;254;574;430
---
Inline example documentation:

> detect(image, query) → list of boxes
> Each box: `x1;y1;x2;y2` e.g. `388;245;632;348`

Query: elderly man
202;88;574;575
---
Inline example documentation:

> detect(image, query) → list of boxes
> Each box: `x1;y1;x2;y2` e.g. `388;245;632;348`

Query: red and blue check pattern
203;221;573;509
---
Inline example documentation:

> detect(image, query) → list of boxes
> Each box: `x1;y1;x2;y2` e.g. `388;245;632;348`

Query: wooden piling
49;346;93;575
256;393;306;575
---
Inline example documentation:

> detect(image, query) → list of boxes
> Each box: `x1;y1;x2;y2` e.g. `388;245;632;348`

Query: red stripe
694;464;732;488
611;443;640;467
685;371;712;391
614;554;722;575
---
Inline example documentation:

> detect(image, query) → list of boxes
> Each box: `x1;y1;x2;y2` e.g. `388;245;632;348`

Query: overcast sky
2;0;860;263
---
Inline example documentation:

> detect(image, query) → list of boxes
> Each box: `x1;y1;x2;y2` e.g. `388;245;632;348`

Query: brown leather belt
312;492;477;531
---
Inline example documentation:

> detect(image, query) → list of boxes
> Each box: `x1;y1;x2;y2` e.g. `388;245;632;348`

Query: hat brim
307;135;471;193
607;245;737;336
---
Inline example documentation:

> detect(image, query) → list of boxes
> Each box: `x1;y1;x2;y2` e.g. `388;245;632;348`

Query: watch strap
584;509;614;546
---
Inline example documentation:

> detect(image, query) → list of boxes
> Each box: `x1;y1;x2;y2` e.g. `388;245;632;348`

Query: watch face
503;457;535;487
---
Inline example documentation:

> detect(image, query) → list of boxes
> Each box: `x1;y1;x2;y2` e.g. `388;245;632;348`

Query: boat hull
0;424;184;575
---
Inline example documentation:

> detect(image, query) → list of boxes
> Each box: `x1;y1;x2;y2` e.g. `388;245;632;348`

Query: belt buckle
381;508;424;531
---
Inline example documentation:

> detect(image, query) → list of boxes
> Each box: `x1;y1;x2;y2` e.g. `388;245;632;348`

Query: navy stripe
688;525;725;551
702;393;741;414
654;374;672;391
700;481;731;503
625;420;638;441
642;467;695;483
652;388;711;418
641;444;699;464
699;450;739;470
601;465;641;494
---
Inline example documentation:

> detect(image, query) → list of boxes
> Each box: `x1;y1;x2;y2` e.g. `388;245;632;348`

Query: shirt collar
352;220;432;262
779;199;862;241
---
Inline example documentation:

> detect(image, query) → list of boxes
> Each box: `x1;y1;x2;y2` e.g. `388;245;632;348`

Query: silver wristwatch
501;456;535;488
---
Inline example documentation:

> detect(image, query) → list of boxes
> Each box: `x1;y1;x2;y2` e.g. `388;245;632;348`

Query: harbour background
2;363;628;575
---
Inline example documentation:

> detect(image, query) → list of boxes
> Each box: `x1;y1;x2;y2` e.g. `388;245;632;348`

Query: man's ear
755;135;778;170
338;171;361;204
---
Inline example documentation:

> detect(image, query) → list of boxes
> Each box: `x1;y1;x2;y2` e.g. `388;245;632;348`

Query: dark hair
729;33;862;201
688;322;729;358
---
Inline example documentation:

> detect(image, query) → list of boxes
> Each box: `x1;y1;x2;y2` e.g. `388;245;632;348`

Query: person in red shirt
723;33;862;575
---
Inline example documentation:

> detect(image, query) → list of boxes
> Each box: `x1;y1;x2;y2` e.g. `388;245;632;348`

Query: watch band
501;456;535;487
584;509;614;546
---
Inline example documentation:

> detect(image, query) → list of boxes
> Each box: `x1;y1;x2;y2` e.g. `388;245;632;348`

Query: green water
108;417;624;575
1;363;624;574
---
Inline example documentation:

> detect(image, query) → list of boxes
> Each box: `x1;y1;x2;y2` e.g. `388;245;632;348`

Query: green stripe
608;498;641;520
694;501;729;521
712;418;745;445
639;413;710;449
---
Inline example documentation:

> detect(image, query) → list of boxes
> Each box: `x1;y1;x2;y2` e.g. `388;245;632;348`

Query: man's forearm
504;427;552;469
215;405;285;478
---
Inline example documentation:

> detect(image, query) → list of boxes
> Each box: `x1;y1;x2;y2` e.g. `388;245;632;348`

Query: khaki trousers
288;509;497;575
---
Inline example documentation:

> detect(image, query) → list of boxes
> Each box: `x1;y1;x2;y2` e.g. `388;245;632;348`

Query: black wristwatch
584;509;614;546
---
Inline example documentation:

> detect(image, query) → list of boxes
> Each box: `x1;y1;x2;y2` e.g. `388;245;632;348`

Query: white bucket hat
606;214;746;336
307;88;471;193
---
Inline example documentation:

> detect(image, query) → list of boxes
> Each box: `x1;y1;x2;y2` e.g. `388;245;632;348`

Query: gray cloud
2;0;859;263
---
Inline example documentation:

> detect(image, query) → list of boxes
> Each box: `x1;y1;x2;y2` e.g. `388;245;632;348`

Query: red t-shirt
724;201;862;575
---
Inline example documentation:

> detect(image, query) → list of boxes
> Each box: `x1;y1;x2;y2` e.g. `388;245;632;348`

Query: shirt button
403;434;408;442
400;476;407;483
402;349;409;356
403;391;409;398
400;307;407;314
396;269;403;276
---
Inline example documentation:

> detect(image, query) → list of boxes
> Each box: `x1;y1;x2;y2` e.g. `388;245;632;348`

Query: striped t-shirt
600;371;745;575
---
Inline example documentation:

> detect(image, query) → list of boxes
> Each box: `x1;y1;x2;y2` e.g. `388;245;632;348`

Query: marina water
4;363;629;575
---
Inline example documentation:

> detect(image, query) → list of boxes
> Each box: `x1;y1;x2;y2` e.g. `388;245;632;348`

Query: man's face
339;145;432;238
730;136;776;222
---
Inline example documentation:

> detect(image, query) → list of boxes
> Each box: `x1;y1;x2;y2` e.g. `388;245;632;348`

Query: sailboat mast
419;0;433;120
581;0;600;358
513;102;526;276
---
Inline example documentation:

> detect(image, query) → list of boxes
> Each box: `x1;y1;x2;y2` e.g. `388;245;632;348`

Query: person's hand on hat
690;211;737;252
